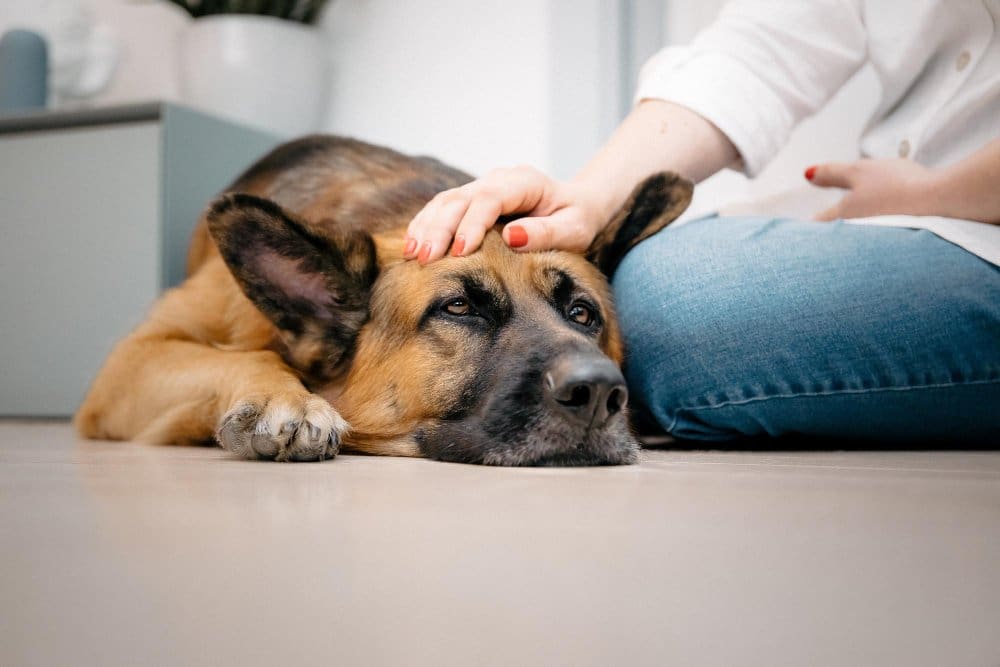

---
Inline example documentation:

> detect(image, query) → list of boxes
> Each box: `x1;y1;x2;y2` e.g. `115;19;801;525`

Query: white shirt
636;0;1000;266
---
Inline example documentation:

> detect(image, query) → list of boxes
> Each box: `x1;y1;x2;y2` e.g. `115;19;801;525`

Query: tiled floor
2;420;998;666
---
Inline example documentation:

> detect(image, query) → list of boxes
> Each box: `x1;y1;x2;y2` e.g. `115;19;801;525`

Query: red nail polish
417;241;432;263
403;237;417;256
804;166;817;181
507;225;528;248
451;235;466;257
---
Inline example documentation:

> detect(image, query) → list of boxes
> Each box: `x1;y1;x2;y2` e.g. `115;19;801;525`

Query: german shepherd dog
75;137;691;466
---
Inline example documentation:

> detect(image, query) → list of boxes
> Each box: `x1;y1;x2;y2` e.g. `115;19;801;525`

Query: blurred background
0;0;879;416
1;0;879;209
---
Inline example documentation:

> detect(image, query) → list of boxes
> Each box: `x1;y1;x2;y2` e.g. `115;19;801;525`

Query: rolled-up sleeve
636;0;867;176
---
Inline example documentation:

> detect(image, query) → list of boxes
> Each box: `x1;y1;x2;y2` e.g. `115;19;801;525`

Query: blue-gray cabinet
0;103;280;416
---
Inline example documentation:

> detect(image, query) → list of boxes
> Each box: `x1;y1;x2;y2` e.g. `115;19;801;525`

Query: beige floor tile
2;420;998;666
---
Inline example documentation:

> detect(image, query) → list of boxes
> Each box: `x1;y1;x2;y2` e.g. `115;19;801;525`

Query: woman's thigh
611;216;1000;443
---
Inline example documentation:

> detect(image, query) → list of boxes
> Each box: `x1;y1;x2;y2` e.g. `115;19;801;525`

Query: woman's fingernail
417;241;432;264
507;225;528;248
804;166;817;181
451;235;466;257
403;237;417;256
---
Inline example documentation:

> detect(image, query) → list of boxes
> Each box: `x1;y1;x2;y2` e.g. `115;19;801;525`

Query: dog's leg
76;337;347;461
76;251;349;462
77;339;346;461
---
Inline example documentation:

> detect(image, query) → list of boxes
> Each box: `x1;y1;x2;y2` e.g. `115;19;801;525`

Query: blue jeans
612;216;1000;444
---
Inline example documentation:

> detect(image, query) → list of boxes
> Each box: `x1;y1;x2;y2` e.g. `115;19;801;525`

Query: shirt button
956;50;971;71
898;139;911;158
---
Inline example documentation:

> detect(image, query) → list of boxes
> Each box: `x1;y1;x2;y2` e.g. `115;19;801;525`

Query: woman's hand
403;166;605;264
404;99;742;263
807;158;945;221
808;139;1000;225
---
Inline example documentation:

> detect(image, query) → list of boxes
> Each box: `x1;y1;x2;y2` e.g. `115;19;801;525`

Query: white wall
319;0;617;179
319;0;550;177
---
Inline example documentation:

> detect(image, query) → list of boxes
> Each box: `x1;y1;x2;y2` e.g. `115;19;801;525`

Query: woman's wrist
566;100;738;238
922;139;1000;224
923;162;991;222
923;165;957;217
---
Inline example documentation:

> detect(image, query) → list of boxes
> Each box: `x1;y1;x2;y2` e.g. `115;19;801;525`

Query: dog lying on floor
75;136;691;465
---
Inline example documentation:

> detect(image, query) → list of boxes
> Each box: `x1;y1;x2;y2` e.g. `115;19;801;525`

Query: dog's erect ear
585;172;693;277
207;193;378;377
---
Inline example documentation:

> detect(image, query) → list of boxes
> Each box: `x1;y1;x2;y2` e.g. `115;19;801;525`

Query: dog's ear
207;193;378;377
585;172;693;277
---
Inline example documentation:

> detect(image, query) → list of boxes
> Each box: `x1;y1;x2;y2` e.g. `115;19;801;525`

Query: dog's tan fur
75;136;691;464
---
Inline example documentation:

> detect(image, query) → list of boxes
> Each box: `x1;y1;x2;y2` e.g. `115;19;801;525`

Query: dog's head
208;173;691;466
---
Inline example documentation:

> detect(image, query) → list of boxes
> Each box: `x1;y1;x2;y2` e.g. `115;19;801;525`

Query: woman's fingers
806;162;856;189
405;166;552;262
414;199;469;264
451;196;502;257
404;166;599;261
405;194;463;260
807;162;857;221
501;207;596;253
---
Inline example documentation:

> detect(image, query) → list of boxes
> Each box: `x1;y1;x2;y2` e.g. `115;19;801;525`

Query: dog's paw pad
217;394;347;462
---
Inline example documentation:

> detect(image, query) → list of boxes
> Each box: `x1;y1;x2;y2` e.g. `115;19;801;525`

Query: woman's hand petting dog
403;101;743;264
403;166;607;264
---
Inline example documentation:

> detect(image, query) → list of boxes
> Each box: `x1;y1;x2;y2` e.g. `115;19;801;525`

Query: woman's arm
809;138;1000;224
404;100;738;263
574;100;739;225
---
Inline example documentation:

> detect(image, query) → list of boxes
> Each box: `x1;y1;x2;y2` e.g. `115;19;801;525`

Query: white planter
177;15;329;137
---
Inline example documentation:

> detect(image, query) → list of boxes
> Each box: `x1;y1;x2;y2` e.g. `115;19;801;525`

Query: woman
404;0;1000;443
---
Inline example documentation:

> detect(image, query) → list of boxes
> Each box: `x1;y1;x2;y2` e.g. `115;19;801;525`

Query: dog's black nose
545;354;628;427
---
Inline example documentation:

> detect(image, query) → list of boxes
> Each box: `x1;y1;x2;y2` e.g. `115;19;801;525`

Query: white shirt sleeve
636;0;868;176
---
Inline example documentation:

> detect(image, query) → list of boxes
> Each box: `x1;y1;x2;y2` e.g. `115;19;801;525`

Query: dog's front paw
217;393;347;462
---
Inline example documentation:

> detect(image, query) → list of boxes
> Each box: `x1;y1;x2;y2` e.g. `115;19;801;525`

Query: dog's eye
568;302;596;327
443;298;471;316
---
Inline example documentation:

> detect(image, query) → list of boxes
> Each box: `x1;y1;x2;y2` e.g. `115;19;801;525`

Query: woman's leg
612;216;1000;444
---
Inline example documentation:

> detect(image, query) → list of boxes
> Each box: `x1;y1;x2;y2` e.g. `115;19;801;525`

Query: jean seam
671;377;1000;418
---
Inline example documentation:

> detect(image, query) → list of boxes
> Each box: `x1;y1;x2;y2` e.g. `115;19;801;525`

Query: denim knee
612;219;755;439
611;217;1000;443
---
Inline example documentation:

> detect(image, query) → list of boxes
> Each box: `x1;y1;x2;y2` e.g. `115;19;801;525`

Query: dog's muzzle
544;353;628;429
